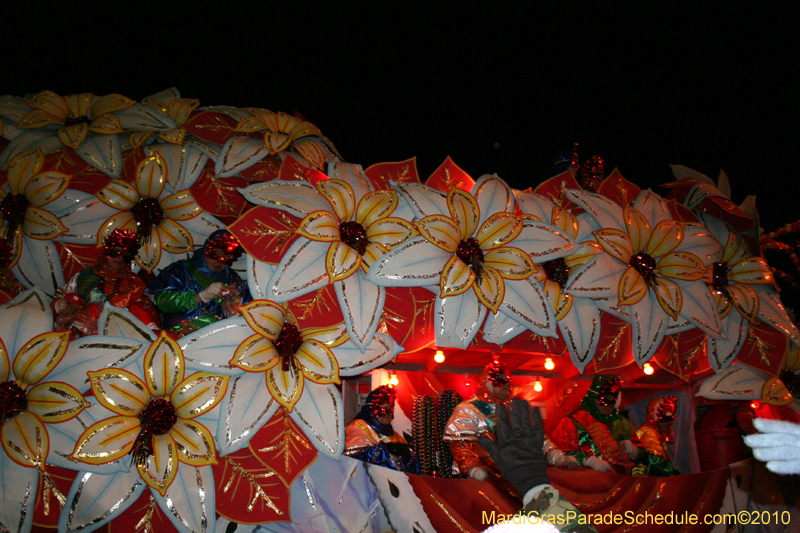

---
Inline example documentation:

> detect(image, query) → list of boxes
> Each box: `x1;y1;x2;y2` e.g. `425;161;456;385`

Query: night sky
4;5;797;231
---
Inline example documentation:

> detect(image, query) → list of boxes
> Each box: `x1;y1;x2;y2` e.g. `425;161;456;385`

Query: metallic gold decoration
134;493;157;533
221;456;283;514
257;407;313;473
39;469;66;516
429;495;470;533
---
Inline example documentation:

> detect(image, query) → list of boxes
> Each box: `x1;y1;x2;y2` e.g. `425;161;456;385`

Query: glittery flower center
131;198;165;238
139;398;177;436
543;258;570;288
339;221;370;255
456;237;485;275
0;381;28;425
275;322;304;372
63;115;92;127
0;193;30;231
630;252;657;285
712;262;729;292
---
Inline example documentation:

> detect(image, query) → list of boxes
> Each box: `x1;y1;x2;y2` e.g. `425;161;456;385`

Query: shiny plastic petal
155;218;193;254
727;283;759;321
97;179;139;210
416;215;460;252
296;211;341;242
655;252;705;281
295;340;339;384
483;247;534;280
435;290;487;349
326;242;361;282
216;136;270;178
288;382;344;458
366;236;450;287
728;257;773;285
23;170;68;207
624;207;652;254
12;330;69;387
472;174;514;228
266;239;330;301
266;364;304;411
88;368;149;416
476;213;522;251
335;273;385;352
171;372;228;419
144;334;185;398
1;411;49;469
318;179;356;223
593;228;633;263
473;266;505;313
618;266;648;306
22;206;68;239
447;188;480;240
26;381;89;423
365;217;416;249
652;277;683;320
160;190;202;220
138;433;178;496
440;256;474;298
647;220;683;258
169;419;217;466
69;415;141;465
241;180;329;218
356;190;397;227
135;153;168;199
216;373;279;456
59;469;145;533
230;334;279;373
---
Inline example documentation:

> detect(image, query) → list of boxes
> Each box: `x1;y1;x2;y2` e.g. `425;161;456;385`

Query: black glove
478;397;550;497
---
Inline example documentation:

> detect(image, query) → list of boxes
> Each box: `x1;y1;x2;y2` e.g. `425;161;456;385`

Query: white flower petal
246;255;276;300
0;451;38;533
180;317;254;375
0;288;52;357
334;333;402;376
628;292;670;364
45;335;145;393
73;133;123;178
288;382;344;458
329;161;373;206
391;181;448;219
558;297;602;375
482;312;526;345
514;219;577;261
513;190;554;221
434;291;487;349
334;273;385;353
632;189;672;226
563;253;625;300
217;373;279;456
757;286;800;346
498;278;558;337
472;174;515;227
266;239;330;302
11;237;65;296
54;192;119;244
366;236;449;287
97;305;158;343
155;465;215;533
564;189;625;232
216;136;270;177
240;180;330;218
59;469;145;533
708;309;748;371
676;280;723;338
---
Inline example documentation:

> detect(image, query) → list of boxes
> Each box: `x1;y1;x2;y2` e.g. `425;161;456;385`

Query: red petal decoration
653;329;710;382
662;179;754;233
249;407;318;488
424;157;474;193
183;112;239;145
102;489;179;533
189;164;249;224
381;286;436;353
212;448;292;525
287;284;342;330
364;157;421;191
228;206;301;264
277;155;327;185
41;150;102;194
597;168;641;208
238;154;283;184
737;319;789;376
57;242;104;283
533;169;583;210
31;465;78;530
589;313;635;373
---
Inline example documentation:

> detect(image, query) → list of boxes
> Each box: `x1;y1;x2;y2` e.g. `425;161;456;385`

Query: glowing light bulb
434;350;445;363
544;358;555;371
390;374;399;386
750;401;760;410
534;379;543;392
643;363;654;375
465;376;471;387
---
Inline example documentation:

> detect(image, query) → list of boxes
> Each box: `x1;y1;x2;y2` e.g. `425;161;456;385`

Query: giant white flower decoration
368;175;576;348
698;213;800;370
62;333;228;533
0;289;89;533
240;162;415;351
565;189;723;363
96;153;204;272
1;148;68;294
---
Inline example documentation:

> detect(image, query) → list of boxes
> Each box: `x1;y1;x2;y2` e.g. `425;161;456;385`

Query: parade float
0;89;798;533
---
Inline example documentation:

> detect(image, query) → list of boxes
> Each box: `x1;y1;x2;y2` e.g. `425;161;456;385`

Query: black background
4;4;797;231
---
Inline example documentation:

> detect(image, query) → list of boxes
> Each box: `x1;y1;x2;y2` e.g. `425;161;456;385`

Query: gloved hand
620;439;639;460
557;454;580;470
584;455;613;472
469;466;490;481
743;418;800;475
198;282;224;303
477;397;549;496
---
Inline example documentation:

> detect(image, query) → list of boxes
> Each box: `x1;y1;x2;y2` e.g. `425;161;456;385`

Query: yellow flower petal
356;190;397;227
483;247;535;280
473;266;505;314
12;331;70;387
96;211;137;247
552;206;579;238
23;171;69;208
240;300;286;339
543;280;573;321
618;266;648;306
326;242;361;282
447;188;480;240
361;242;388;272
476;213;522;251
69;415;140;465
266;364;304;412
294;139;326;170
22;206;68;240
440;255;475;298
416;215;460;253
63;94;93;119
16;109;64;130
301;323;349;348
144;334;185;398
25;91;69;121
727;283;760;321
135;153;168;199
57;123;89;149
88;114;123;134
138;433;177;496
155;218;193;254
647;220;683;258
97;180;140;211
723;232;749;264
169;419;217;466
593;228;634;263
90;93;135;118
136;228;163;273
167;99;200;125
171;373;228;419
295;340;340;384
652;277;683;320
365;217;416;249
728;257;773;285
7;149;44;196
88;368;150;416
26;382;89;423
624;207;652;254
655;252;705;281
2;411;49;469
265;131;292;154
129;130;154;149
296;211;341;242
318;180;355;223
230;335;280;373
157;128;186;144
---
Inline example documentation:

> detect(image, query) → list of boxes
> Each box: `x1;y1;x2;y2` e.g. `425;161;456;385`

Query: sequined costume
344;386;418;472
52;231;159;337
551;375;676;476
147;230;251;334
635;396;680;475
